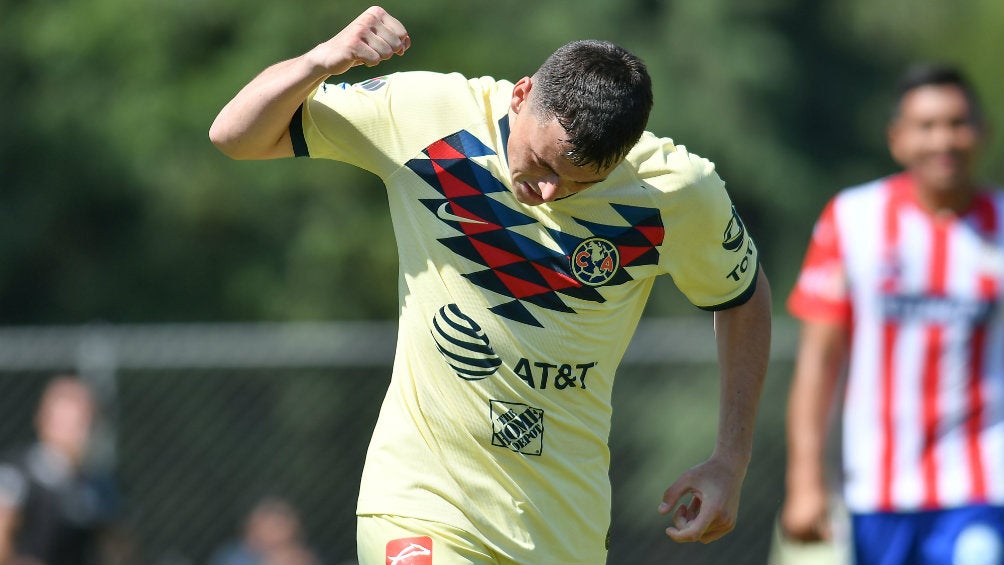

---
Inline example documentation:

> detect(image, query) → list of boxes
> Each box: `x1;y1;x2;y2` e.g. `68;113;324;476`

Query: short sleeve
646;145;759;310
292;72;496;180
787;199;852;324
295;75;399;175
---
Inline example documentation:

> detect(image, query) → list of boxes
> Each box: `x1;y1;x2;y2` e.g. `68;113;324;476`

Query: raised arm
660;265;771;543
209;6;410;161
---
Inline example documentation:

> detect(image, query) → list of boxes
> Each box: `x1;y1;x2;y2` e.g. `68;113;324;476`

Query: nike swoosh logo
436;202;488;225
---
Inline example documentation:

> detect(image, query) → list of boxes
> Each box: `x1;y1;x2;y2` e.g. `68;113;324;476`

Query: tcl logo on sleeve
386;536;433;565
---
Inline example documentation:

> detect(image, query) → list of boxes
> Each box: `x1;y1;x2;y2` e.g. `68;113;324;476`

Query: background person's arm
0;504;16;563
780;319;848;541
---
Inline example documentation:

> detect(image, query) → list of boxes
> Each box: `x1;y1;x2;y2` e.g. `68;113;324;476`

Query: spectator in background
210;496;322;565
782;63;1004;565
0;374;120;565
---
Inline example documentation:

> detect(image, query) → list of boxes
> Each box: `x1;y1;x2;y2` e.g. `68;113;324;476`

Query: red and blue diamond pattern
407;130;664;327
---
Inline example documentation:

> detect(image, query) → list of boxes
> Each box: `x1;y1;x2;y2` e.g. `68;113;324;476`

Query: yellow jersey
294;71;758;563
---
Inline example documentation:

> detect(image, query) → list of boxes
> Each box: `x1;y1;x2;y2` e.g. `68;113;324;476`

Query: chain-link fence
0;317;797;565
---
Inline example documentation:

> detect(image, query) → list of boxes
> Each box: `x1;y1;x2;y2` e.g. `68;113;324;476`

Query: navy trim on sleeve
697;263;760;312
290;104;309;158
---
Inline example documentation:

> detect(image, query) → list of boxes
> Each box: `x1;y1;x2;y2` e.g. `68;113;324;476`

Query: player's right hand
308;6;410;76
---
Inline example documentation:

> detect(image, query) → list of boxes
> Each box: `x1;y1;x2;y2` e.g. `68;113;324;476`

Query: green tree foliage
2;0;1001;323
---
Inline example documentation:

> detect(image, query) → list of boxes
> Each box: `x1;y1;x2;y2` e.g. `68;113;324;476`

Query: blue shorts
852;505;1004;565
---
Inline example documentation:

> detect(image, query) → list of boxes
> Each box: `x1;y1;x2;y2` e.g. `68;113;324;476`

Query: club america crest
570;237;620;287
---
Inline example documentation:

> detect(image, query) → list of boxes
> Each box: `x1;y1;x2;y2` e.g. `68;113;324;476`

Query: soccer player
210;7;771;564
782;64;1004;565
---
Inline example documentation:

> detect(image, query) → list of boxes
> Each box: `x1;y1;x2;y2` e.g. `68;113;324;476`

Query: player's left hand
658;454;746;543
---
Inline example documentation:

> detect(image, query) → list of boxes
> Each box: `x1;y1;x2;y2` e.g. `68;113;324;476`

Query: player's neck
912;179;976;216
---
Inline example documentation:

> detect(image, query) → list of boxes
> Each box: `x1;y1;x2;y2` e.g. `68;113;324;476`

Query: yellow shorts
357;514;509;565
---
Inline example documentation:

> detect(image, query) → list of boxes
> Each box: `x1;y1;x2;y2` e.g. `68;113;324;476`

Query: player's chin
920;157;970;184
512;182;545;206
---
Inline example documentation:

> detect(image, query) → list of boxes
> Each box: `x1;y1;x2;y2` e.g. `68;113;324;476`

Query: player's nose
534;176;561;202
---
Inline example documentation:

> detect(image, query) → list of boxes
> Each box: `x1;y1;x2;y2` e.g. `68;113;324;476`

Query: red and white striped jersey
789;172;1004;513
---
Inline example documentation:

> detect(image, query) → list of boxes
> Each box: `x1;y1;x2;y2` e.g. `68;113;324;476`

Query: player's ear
511;77;532;114
887;121;908;167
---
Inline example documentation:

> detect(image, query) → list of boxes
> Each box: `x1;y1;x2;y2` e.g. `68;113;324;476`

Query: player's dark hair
531;40;653;172
892;63;983;126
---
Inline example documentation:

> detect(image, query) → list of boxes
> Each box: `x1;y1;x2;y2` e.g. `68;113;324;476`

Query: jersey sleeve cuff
290;104;309;158
696;264;759;312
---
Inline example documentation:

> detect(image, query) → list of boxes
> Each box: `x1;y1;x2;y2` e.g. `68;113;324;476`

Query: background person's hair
892;63;984;126
531;40;653;171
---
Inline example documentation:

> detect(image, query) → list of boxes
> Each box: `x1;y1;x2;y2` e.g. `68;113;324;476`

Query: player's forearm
210;7;410;161
785;321;847;495
712;267;771;467
0;507;17;563
209;53;330;160
786;377;830;494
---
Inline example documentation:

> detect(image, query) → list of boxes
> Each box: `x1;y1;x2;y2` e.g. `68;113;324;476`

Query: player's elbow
208;123;251;160
209;123;292;160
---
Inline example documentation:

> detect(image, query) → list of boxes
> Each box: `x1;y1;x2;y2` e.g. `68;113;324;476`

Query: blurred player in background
210;496;323;565
210;6;771;564
0;374;120;565
782;64;1004;565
